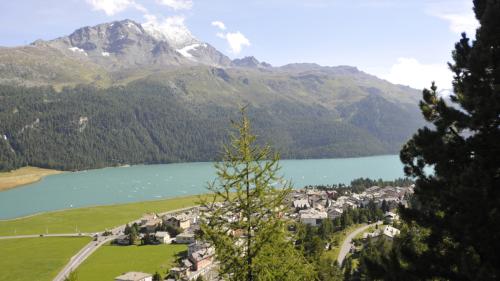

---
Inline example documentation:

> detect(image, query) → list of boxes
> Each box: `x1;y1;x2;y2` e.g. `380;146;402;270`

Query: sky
0;0;479;90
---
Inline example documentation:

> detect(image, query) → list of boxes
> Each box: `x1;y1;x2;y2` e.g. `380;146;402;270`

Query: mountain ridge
0;19;426;171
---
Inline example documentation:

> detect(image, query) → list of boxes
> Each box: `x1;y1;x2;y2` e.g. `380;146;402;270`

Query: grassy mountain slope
0;19;426;171
0;45;111;89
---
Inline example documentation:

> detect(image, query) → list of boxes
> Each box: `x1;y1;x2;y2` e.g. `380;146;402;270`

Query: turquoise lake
0;155;405;219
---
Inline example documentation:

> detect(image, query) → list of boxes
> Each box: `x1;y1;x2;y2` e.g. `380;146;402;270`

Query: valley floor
0;196;202;281
0;195;203;236
0;237;91;281
0;166;62;191
77;243;186;281
0;192;389;281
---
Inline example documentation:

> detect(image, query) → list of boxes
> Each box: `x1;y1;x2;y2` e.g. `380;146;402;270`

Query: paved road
0;233;92;240
337;221;382;265
53;233;118;281
52;205;199;281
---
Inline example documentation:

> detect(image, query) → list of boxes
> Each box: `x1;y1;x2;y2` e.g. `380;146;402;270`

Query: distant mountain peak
141;17;198;49
25;18;234;69
279;63;362;75
232;56;272;68
5;18;415;95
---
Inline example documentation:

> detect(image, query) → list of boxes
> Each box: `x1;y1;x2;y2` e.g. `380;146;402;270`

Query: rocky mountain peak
27;19;233;69
232;56;272;68
64;19;152;54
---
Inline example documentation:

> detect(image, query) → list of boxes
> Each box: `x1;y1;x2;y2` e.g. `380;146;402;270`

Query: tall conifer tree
199;108;314;281
396;0;500;279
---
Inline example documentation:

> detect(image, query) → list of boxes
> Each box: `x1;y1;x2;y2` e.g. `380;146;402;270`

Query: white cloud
142;14;197;48
219;32;250;54
211;21;250;54
211;21;226;30
434;13;478;35
156;0;193;10
85;0;146;15
426;0;478;35
382;57;453;90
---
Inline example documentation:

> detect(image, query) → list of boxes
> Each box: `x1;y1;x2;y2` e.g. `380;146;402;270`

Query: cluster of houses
169;241;216;281
113;207;216;281
114;209;197;246
112;184;412;281
289;185;413;227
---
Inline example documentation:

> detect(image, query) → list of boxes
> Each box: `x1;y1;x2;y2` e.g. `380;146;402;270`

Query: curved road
337;221;382;265
52;231;119;281
52;205;198;281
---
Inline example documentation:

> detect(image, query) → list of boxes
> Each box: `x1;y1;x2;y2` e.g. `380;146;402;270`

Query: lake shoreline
0;155;405;219
0;193;205;222
0;154;398;192
0;167;62;192
3;153;399;174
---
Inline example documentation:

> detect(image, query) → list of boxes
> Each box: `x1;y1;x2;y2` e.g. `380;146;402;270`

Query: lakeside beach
0;167;62;191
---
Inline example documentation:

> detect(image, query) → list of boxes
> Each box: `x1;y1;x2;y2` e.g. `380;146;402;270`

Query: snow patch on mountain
125;21;142;33
68;47;87;56
142;15;198;48
102;51;110;57
177;43;206;58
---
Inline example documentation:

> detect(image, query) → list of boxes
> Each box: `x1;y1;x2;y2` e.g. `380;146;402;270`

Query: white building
327;208;343;219
299;209;328;226
381;225;400;239
293;199;310;209
155;231;173;244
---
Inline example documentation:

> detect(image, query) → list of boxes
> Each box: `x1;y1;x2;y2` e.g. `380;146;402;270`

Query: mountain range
0;19;425;171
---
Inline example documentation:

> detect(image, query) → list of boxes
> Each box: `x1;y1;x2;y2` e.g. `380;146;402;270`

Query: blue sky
0;0;478;90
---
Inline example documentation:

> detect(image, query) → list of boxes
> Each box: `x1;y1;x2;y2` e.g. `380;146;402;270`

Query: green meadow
0;195;204;236
77;243;187;281
0;237;91;281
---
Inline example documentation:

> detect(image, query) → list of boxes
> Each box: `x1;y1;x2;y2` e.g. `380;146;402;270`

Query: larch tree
199;108;314;281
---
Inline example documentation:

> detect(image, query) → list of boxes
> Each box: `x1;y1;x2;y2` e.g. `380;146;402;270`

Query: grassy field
77;243;187;281
0;195;205;236
0;237;91;281
0;166;62;191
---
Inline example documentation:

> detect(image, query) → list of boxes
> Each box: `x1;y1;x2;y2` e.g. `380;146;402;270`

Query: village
111;184;414;281
290;184;412;226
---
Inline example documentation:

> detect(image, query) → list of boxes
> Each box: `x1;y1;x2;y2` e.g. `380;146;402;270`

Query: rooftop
115;271;152;281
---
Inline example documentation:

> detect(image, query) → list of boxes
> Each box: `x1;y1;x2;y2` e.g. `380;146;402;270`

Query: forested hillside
0;19;427;171
0;82;422;171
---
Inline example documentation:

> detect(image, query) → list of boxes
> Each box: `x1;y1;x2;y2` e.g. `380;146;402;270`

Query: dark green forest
0;82;421;171
352;1;500;280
